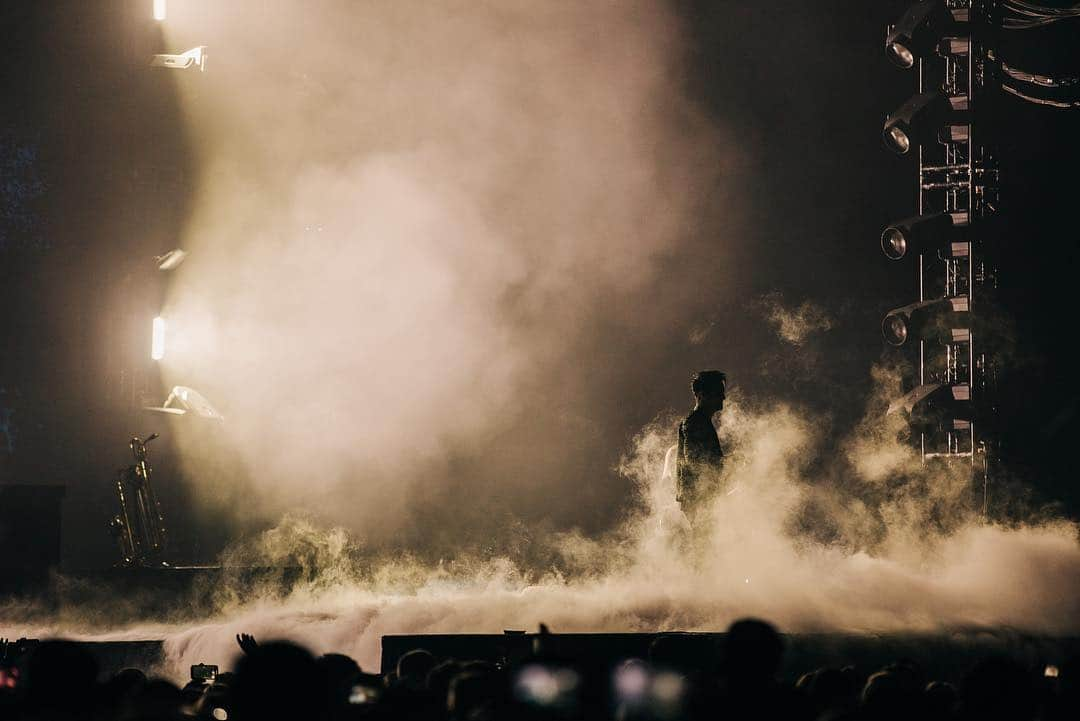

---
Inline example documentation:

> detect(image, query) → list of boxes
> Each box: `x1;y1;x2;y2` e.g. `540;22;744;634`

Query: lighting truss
882;0;1001;514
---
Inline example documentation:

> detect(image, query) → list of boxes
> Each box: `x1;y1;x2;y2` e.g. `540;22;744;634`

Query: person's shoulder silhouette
676;370;726;511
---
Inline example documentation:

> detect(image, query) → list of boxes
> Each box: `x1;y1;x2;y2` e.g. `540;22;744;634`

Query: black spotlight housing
886;1;955;69
881;211;967;260
887;383;973;429
882;296;969;347
882;91;966;155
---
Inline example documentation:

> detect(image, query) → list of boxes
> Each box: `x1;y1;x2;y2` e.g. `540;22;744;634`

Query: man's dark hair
691;370;727;397
723;618;784;682
397;648;438;685
232;641;323;721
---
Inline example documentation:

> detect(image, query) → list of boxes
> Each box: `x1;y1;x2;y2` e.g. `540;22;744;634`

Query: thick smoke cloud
5;2;1078;680
759;293;834;347
114;393;1080;674
5;385;1077;677
158;0;733;542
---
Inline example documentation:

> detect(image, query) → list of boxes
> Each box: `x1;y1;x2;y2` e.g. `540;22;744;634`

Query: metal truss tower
880;1;1001;514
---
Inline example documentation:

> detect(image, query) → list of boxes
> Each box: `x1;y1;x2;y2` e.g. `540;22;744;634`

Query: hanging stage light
150;46;208;72
881;211;968;260
882;296;969;346
885;1;956;69
882;92;968;155
887;382;972;426
144;386;224;421
155;249;188;271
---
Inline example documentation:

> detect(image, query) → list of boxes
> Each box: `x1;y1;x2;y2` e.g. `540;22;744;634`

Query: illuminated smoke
4;388;1077;677
154;396;1080;674
4;2;1078;681
759;292;834;347
157;0;731;542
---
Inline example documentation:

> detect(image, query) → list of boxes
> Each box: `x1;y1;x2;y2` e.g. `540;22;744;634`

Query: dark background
1;1;1077;570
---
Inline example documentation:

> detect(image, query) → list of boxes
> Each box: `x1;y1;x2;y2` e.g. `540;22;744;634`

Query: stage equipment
155;249;187;271
109;433;169;567
881;211;968;260
881;296;969;346
886;1;961;68
1002;1;1080;30
888;382;970;417
151;316;166;361
887;385;975;447
144;385;224;421
880;0;1000;513
883;92;969;155
150;46;207;72
999;60;1080;108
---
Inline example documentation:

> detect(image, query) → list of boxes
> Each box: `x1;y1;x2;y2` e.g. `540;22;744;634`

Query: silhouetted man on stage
676;370;726;521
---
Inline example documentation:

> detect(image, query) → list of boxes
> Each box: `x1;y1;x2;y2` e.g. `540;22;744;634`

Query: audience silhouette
0;619;1074;720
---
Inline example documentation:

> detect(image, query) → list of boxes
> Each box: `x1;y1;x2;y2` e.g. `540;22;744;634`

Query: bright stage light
886;126;911;154
151;316;166;360
889;43;914;69
155;248;188;271
886;1;956;69
144;386;224;421
150;46;207;72
881;227;907;260
153;0;167;22
887;382;971;425
882;92;967;155
883;312;910;346
881;211;967;260
881;296;968;347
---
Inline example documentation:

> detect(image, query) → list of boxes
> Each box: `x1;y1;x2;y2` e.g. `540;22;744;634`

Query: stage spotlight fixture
150;46;207;72
151;316;166;361
887;382;971;421
881;211;968;260
144;386;224;420
153;0;166;21
882;92;968;155
882;296;969;346
155;248;188;271
886;1;956;69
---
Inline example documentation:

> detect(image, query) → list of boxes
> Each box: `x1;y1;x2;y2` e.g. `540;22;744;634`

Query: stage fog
158;0;738;546
3;0;1079;678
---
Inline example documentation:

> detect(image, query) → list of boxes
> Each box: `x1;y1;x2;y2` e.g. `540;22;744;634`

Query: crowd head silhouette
1;617;1074;721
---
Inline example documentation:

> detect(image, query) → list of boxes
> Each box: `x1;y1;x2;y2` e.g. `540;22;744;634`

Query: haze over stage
1;3;1080;711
